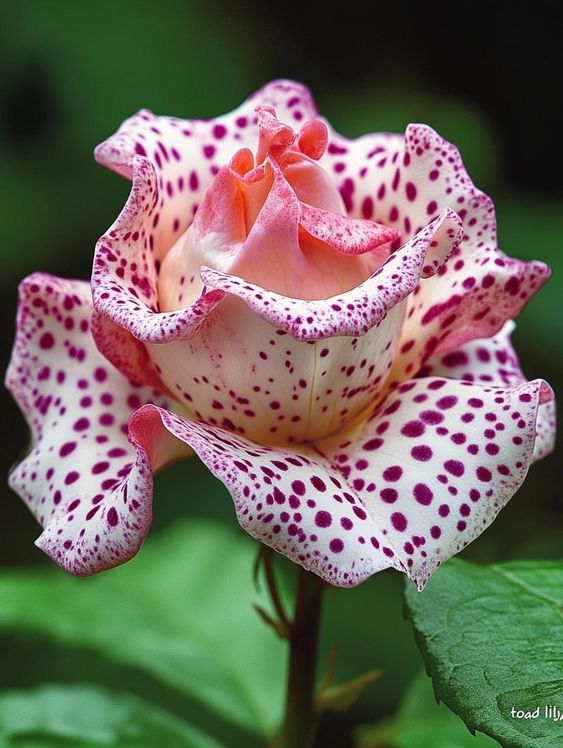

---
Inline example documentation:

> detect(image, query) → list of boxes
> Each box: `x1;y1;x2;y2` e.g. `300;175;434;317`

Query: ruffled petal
5;274;189;574
95;80;318;256
128;405;395;587
201;209;462;341
321;122;551;376
92;157;226;354
314;375;553;589
420;321;556;463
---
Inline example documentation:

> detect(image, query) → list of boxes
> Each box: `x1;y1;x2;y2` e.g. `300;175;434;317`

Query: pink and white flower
6;80;555;589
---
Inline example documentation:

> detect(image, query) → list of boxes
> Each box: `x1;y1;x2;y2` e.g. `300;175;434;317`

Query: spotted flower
6;80;555;588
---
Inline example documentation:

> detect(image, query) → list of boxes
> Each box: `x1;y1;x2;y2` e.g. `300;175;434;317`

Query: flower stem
279;566;325;748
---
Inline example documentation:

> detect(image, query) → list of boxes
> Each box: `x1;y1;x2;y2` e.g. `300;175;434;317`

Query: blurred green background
0;2;560;747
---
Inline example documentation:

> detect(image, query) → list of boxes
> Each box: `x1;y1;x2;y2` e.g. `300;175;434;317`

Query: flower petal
321;121;551;375
201;209;463;341
299;203;400;256
128;405;395;587
5;274;189;574
420;321;556;463
95;80;318;254
315;375;553;589
145;291;406;446
92;157;226;354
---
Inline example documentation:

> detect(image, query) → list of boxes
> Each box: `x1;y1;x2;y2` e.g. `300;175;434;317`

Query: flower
6;80;555;589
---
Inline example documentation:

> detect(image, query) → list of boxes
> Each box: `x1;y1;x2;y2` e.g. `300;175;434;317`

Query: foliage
404;559;563;748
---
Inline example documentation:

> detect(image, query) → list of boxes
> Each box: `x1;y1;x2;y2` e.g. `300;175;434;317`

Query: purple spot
413;483;433;505
391;512;408;531
383;465;403;482
444;459;465;477
39;332;55;350
380;488;398;503
401;420;425;437
411;445;433;461
107;507;119;527
59;441;76;457
476;466;492;482
315;510;332;528
329;538;344;553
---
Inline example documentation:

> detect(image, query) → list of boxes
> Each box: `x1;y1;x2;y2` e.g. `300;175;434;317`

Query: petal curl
321;121;551;375
92;157;226;353
421;321;556;463
5;274;189;574
315;376;553;589
201;209;463;341
95;80;318;257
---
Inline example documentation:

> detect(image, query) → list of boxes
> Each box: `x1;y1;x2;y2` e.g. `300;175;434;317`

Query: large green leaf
0;684;226;748
356;671;499;748
404;559;563;748
0;521;285;736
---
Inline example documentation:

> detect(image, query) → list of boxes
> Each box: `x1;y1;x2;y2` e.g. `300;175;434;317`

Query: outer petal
421;321;556;463
128;405;395;587
5;274;189;574
94;80;318;257
321;121;551;375
201;208;463;341
315;376;553;589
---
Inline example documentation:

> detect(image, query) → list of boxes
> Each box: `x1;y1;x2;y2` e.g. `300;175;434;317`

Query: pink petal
158;155;398;311
321;121;551;375
299;203;400;256
5;274;189;574
421;321;556;463
315;375;553;589
95;80;318;255
201;208;462;340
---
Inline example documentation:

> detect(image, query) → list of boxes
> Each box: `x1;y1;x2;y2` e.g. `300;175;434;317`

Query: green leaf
0;520;285;736
0;683;226;748
356;671;499;748
404;559;563;748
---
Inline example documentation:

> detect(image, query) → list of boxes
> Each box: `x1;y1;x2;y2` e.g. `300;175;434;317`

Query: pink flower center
158;107;399;311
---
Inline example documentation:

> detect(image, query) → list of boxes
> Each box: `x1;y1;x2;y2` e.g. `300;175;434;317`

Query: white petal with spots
320;120;551;377
128;405;395;587
316;376;553;589
5;274;189;575
422;321;556;463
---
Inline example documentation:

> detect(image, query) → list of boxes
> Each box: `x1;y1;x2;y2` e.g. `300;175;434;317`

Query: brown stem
263;548;291;632
278;566;324;748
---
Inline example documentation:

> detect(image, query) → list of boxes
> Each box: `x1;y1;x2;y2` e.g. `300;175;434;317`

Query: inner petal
146;295;406;446
158;107;399;310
